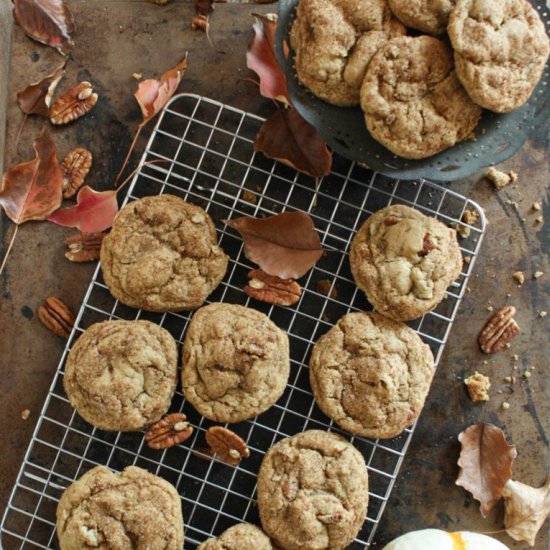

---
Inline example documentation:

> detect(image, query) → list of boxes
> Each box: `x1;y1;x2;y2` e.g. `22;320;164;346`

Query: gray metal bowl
275;0;550;181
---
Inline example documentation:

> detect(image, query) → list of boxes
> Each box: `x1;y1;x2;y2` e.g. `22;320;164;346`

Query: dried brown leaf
13;0;75;56
456;423;517;517
254;107;332;178
502;477;550;547
225;211;323;279
17;61;66;117
0;126;62;224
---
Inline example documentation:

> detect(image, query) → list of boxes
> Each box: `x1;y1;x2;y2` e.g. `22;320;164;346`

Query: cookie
448;0;550;112
198;523;276;550
350;204;463;321
360;35;482;159
64;320;178;431
181;303;290;423
257;430;368;550
290;0;405;106
100;194;228;312
310;311;435;438
56;466;184;550
388;0;456;35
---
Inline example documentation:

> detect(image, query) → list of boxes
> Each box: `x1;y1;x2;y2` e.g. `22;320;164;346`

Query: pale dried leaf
456;423;517;517
225;211;323;279
503;477;550;546
17;61;66;116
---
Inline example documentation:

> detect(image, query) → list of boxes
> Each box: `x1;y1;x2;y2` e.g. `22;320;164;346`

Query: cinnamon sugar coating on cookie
350;205;463;321
448;0;550;112
388;0;456;35
360;35;481;159
198;523;276;550
290;0;405;106
310;311;435;438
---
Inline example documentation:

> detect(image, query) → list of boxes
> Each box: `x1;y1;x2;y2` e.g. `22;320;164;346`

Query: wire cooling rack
1;94;486;549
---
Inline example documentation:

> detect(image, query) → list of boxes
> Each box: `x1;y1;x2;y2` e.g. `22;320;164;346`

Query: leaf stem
0;224;19;277
15;114;28;151
115;159;169;194
113;122;144;186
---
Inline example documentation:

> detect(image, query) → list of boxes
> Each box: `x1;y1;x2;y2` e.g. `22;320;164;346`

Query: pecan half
383;215;399;226
37;297;76;338
145;413;193;449
205;426;250;465
62;147;93;198
478;306;520;354
50;82;98;125
64;231;105;262
419;233;436;256
244;268;301;306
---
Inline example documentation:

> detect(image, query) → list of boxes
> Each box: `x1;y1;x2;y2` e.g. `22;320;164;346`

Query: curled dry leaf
225;211;323;280
135;58;188;124
254;107;332;178
246;13;290;105
13;0;75;56
456;423;517;517
47;185;118;233
502;477;550;547
0;126;63;224
17;61;66;117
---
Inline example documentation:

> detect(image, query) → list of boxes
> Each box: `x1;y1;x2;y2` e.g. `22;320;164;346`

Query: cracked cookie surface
100;194;228;312
64;320;178;431
56;466;184;550
257;430;368;550
290;0;405;106
310;312;434;438
350;205;463;321
198;523;276;550
388;0;456;35
360;35;482;159
448;0;550;112
181;303;290;423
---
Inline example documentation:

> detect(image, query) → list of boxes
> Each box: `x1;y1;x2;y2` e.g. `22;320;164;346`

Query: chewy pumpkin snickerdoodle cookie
448;0;549;113
290;0;405;106
350;204;463;321
181;303;290;423
388;0;456;35
310;311;435;439
198;523;276;550
257;430;369;550
63;320;178;431
360;35;481;159
56;466;184;550
100;194;228;312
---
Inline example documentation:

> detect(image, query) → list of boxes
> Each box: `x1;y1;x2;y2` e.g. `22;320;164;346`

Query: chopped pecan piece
50;82;98;125
383;215;399;226
478;306;520;354
62;147;93;198
205;426;250;465
244;268;301;306
316;279;337;299
419;233;436;256
37;297;76;338
65;231;105;262
462;209;480;226
145;413;193;449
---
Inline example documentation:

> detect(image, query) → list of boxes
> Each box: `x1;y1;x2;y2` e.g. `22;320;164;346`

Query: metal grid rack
1;94;486;549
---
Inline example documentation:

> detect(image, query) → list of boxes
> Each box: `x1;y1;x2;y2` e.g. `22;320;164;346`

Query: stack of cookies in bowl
55;193;465;549
290;0;550;159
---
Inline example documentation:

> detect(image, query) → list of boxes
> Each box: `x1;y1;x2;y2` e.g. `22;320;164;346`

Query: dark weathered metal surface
1;1;548;548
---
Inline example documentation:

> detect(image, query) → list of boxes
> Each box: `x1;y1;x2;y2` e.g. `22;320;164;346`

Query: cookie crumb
21;409;30;420
132;72;142;80
523;371;532;379
512;354;519;361
504;376;516;384
532;202;542;211
486;167;515;189
487;305;494;312
462;209;479;225
242;190;257;204
463;255;471;265
501;401;510;410
539;311;547;318
464;372;491;402
450;222;470;239
316;279;337;299
535;216;544;224
513;271;525;285
534;271;544;279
